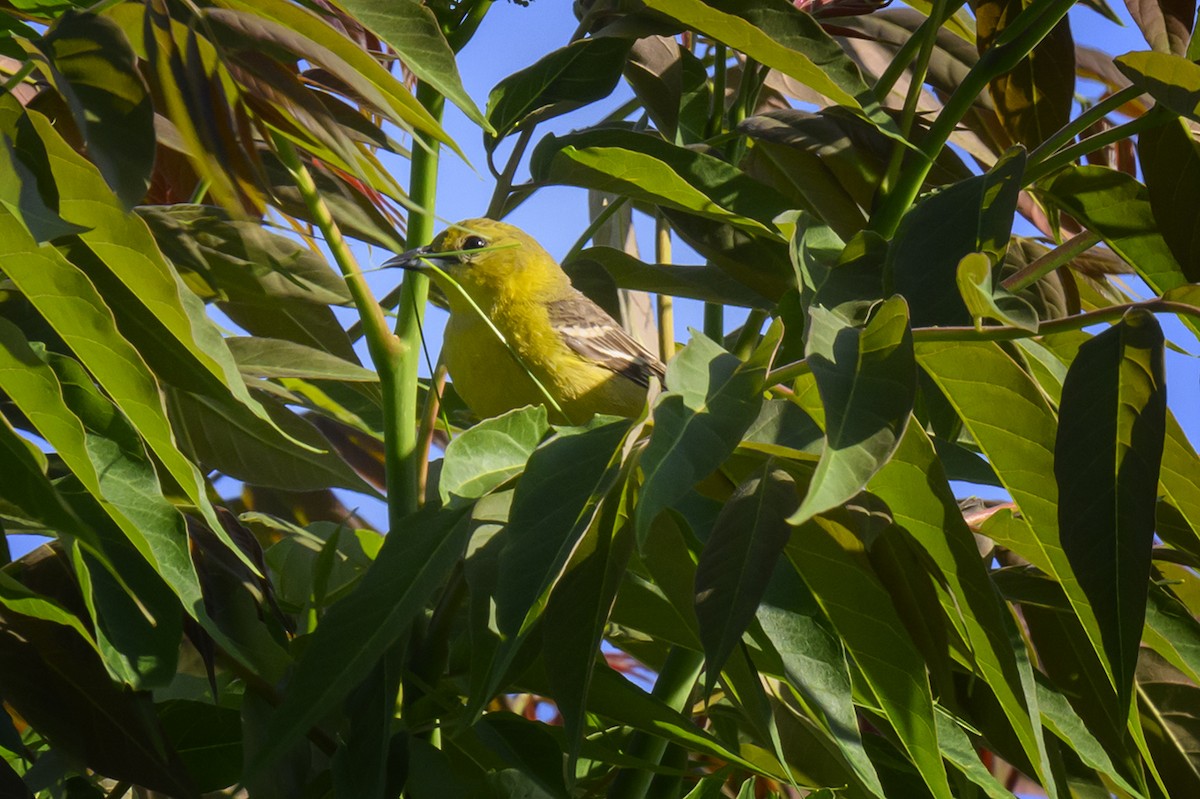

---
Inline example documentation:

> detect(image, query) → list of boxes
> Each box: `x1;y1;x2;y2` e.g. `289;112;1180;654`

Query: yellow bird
385;218;665;424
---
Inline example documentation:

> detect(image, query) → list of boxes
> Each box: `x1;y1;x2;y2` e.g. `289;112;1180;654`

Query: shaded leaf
1136;649;1200;795
956;252;1040;331
788;511;953;799
566;246;774;309
642;0;897;136
636;326;778;543
531;127;792;237
695;466;796;692
1056;311;1166;710
1139;115;1200;280
790;297;915;527
227;337;376;382
974;0;1075;147
488;37;630;147
34;12;153;208
1117;50;1200;121
1125;0;1196;55
330;0;489;130
889;149;1025;327
254;503;471;775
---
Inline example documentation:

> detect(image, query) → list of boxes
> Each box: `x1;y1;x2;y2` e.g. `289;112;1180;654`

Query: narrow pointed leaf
34;12;154;208
788;512;953;799
695;466;796;692
918;340;1117;697
330;0;489;131
1056;311;1166;710
1139;116;1200;280
254;503;471;775
642;0;899;137
495;418;631;639
870;423;1053;791
487;37;630;147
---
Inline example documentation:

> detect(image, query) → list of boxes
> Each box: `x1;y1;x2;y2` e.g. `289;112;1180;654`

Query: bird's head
385;218;569;312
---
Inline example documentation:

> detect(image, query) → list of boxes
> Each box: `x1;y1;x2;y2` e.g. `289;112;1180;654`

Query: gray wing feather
547;292;666;388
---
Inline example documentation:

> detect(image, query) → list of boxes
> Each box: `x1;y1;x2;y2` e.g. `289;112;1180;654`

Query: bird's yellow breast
442;300;647;425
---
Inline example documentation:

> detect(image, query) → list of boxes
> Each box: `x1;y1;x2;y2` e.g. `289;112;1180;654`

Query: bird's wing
547;291;666;388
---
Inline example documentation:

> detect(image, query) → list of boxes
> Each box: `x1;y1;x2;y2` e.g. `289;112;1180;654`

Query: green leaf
1034;673;1144;798
0;94;89;242
1124;0;1196;55
208;0;457;152
0;412;97;548
755;565;885;798
584;664;770;774
642;0;897;136
636;327;777;543
542;491;633;787
329;0;489;131
870;423;1054;791
531;128;792;238
566;246;773;309
889;149;1025;327
487;37;630;147
495;418;631;639
787;511;953;799
0;552;194;796
0;571;95;652
1056;311;1166;710
789;297;915;528
1136;649;1200;796
917;341;1115;708
0;320;203;611
439;405;549;504
226;337;376;382
254;502;471;776
695;466;796;692
1145;582;1200;685
33;12;153;208
1116;50;1200;121
23;111;293;439
157;700;243;793
1139;115;1200;280
168;389;375;493
956;252;1040;331
975;0;1075;147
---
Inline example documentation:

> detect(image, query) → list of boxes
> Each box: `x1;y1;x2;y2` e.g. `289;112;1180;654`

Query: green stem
880;0;951;197
767;298;1200;383
870;0;1078;238
562;196;629;264
271;133;397;373
608;648;704;799
704;300;724;342
873;0;967;98
1026;84;1142;168
486;126;534;218
447;0;492;50
1001;231;1099;292
732;309;768;360
655;214;675;362
707;43;727;139
1023;113;1160;185
391;81;445;526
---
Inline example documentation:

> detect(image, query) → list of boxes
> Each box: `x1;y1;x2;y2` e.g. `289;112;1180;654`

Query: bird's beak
381;245;450;270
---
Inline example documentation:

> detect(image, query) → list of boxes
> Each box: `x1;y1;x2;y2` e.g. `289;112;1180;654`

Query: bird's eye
461;235;488;252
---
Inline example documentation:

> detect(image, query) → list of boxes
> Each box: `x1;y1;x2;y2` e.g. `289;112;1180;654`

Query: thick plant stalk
655;215;674;362
270;133;401;393
391;81;445;525
870;0;1079;237
607;648;704;799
